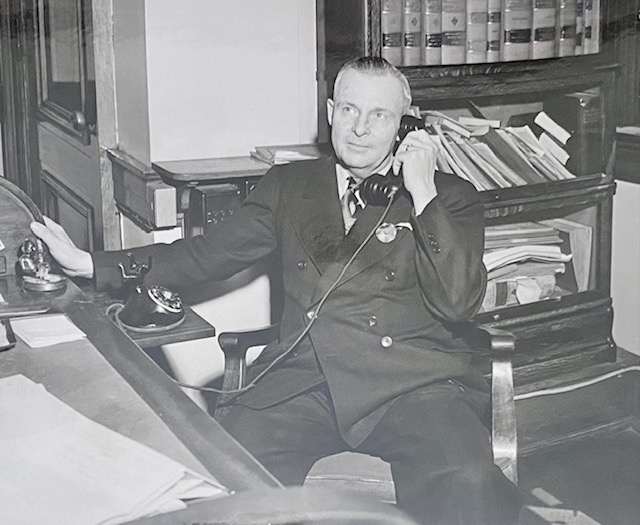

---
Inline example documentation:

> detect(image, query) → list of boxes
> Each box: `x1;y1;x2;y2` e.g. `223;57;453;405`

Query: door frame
0;0;41;205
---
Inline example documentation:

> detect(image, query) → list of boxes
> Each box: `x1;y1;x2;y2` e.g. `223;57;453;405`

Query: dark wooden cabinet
317;0;621;385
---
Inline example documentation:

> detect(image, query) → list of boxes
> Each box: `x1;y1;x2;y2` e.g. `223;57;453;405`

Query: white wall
113;0;151;164
611;180;640;356
112;1;318;407
145;0;318;160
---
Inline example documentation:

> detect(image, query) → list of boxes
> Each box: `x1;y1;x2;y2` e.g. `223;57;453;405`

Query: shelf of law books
379;0;602;67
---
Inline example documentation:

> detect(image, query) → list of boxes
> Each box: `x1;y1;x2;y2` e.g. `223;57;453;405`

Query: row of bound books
381;0;600;67
480;218;593;311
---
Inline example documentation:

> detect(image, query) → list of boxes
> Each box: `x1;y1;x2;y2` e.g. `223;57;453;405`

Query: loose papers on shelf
483;244;572;273
0;374;228;525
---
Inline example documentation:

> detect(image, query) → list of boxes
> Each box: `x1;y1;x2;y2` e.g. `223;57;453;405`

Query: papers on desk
0;374;228;525
10;313;86;347
250;143;326;165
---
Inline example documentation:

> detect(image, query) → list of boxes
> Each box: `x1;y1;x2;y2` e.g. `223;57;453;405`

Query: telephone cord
171;194;397;395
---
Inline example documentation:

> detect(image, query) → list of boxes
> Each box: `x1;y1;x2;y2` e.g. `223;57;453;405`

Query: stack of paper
10;313;86;348
250;143;325;165
483;244;572;273
0;374;227;525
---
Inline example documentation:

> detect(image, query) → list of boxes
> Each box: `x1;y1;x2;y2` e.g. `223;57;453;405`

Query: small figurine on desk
112;253;185;333
18;238;67;292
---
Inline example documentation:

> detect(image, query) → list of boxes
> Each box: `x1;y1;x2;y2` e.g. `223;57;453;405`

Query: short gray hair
333;57;412;111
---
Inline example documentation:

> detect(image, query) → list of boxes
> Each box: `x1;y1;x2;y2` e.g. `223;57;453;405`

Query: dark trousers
221;381;523;525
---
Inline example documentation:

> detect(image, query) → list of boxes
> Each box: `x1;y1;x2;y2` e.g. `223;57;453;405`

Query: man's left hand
392;129;439;215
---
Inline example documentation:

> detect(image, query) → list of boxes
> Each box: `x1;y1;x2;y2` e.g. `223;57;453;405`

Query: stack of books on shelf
480;218;592;311
420;109;576;192
381;0;601;67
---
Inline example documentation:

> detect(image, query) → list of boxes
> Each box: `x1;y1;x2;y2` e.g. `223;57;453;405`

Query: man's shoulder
434;171;481;203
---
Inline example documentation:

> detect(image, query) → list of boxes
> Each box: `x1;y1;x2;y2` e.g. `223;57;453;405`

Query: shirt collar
335;159;393;205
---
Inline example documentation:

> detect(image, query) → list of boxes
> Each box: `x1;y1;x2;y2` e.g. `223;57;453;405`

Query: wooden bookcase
317;0;623;385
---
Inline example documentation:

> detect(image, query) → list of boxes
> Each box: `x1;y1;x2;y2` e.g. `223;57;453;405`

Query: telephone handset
358;114;425;206
114;253;185;333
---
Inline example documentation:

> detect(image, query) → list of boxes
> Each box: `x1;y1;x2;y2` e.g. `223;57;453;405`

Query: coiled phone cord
171;191;398;395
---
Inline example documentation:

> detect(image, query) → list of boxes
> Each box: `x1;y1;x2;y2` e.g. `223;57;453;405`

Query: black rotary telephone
358;114;425;206
114;253;185;332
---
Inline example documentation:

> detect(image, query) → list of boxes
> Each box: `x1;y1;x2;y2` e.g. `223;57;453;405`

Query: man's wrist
412;189;437;216
76;251;95;279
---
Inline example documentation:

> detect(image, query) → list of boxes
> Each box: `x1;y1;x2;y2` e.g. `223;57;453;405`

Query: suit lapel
286;156;345;272
311;190;414;304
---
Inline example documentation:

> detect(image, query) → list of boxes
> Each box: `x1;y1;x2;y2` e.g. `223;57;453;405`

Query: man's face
327;69;406;180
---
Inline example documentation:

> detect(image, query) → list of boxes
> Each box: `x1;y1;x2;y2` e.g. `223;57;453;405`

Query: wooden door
32;0;102;251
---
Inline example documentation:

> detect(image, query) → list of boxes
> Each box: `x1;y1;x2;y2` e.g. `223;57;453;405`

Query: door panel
34;0;95;144
41;168;94;251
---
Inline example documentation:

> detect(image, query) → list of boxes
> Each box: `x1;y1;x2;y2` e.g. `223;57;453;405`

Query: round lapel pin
375;222;397;244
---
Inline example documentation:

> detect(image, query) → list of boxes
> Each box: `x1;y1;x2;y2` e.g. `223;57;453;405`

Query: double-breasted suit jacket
93;155;488;446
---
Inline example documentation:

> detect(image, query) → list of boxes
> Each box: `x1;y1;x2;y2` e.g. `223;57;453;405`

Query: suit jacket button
297;260;307;270
306;310;315;320
384;270;396;281
381;336;393;348
368;316;378;327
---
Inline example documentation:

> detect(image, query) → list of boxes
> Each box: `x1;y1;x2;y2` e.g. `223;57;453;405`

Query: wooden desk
0;277;279;493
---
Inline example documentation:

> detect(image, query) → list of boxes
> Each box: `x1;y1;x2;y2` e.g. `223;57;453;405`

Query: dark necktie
341;177;359;234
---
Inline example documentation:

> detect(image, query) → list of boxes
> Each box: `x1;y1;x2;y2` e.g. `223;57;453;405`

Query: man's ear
326;98;334;126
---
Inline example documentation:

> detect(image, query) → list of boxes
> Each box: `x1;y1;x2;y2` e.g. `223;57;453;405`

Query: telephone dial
358;114;425;206
113;253;185;333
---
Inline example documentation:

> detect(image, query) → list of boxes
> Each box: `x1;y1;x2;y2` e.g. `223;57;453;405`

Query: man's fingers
41;217;75;246
30;221;53;243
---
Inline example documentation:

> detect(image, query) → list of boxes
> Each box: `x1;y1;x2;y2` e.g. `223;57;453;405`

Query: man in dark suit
32;57;522;524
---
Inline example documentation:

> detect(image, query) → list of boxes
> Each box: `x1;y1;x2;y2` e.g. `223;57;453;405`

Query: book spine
481;280;519;310
556;0;577;57
381;0;403;65
501;0;533;62
531;0;557;59
543;91;603;176
402;0;424;65
466;0;488;63
575;0;585;54
486;0;502;62
424;0;443;65
442;0;467;64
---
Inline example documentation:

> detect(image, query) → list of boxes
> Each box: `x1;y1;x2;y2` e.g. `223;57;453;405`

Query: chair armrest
215;324;280;417
476;324;518;484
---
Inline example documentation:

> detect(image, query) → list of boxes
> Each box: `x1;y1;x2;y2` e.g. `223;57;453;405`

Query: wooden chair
213;322;518;504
